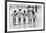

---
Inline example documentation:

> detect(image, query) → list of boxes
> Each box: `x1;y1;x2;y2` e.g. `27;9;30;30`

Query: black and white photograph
0;0;46;33
7;1;45;32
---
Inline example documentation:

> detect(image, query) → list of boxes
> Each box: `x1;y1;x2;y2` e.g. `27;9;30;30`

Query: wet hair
28;5;30;8
24;10;26;13
14;10;16;13
19;9;21;11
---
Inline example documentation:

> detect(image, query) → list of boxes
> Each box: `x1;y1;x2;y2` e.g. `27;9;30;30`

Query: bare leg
24;18;25;24
33;18;35;27
18;18;21;24
33;18;35;23
13;18;16;25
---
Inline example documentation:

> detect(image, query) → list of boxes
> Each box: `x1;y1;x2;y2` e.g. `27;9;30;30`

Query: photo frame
5;0;45;33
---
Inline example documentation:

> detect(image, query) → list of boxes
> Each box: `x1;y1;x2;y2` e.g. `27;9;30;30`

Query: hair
14;10;16;13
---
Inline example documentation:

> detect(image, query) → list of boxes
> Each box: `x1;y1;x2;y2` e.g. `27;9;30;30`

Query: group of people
11;5;36;25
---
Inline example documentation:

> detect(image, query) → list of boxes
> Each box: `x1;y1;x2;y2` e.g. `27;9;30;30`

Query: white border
7;2;44;32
